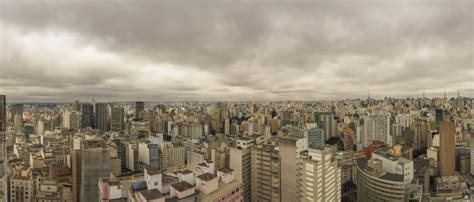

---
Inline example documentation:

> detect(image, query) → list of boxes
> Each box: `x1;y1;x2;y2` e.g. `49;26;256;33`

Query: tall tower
279;132;307;202
111;106;125;134
0;95;6;161
81;103;94;129
439;116;455;176
10;103;23;123
95;103;109;132
73;100;81;111
135;101;145;120
0;95;5;132
72;139;110;202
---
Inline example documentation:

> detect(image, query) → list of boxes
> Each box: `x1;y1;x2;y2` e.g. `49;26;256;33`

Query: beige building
159;142;186;171
251;144;280;202
279;133;307;202
356;150;413;202
301;147;342;201
10;165;33;202
229;145;252;201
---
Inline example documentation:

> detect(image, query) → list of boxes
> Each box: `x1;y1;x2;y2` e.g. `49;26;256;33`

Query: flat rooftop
140;189;164;200
171;181;194;192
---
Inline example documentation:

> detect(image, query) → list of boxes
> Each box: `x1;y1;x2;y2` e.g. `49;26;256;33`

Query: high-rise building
10;103;23;123
439;119;455;176
356;151;413;201
135;101;145;120
110;107;125;133
95;103;109;132
301;147;342;201
63;110;81;130
81;103;94;129
10;165;33;202
0;95;5;132
279;133;308;202
73;100;81;112
126;142;140;172
251;144;280;201
159;142;186;171
0;95;5;162
229;144;252;202
471;132;474;176
69;111;82;130
435;109;444;129
308;128;324;148
362;114;391;147
72;139;110;202
315;112;336;141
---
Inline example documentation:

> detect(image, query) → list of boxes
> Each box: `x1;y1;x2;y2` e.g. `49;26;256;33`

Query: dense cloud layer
1;0;473;102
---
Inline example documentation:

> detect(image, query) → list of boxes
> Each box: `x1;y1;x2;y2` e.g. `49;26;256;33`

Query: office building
159;142;186;171
81;103;94;128
135;101;145;120
301;147;342;201
315;112;336;141
9;165;33;202
73;100;81;112
356;150;413;201
0;95;5;132
230;139;253;201
95;103;109;132
308;128;324;148
72;139;110;202
435;109;443;129
251;144;280;202
10;103;23;123
439;119;455;176
111;106;125;133
279;133;307;202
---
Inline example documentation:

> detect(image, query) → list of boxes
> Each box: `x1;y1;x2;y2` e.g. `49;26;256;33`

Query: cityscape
1;0;473;202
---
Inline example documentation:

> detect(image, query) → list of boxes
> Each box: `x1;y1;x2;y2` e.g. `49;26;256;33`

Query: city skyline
1;0;473;102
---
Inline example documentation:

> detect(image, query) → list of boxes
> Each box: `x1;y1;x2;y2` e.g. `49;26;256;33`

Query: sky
1;0;473;102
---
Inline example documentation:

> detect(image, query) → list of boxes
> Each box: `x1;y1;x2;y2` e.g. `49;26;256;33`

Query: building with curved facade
356;150;413;202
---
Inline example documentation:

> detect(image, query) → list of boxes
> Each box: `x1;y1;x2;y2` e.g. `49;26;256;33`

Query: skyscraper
439;118;455;176
301;147;342;201
10;103;23;123
81;103;94;129
73;100;81;112
435;109;444;129
279;133;308;202
0;95;6;162
315;112;336;141
111;106;125;133
72;139;110;202
0;95;5;132
95;103;109;132
135;101;145;120
251;144;280;201
308;128;324;148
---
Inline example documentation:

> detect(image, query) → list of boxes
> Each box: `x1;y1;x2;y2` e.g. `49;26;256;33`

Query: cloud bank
1;0;472;102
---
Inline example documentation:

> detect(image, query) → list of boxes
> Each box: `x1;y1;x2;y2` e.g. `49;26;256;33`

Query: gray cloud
0;0;472;102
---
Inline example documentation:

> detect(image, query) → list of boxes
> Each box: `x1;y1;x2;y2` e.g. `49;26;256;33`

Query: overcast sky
1;0;473;102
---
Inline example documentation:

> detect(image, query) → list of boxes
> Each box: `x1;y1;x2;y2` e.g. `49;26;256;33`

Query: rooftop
197;173;216;181
171;181;194;192
218;167;234;174
139;189;164;200
357;157;405;182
